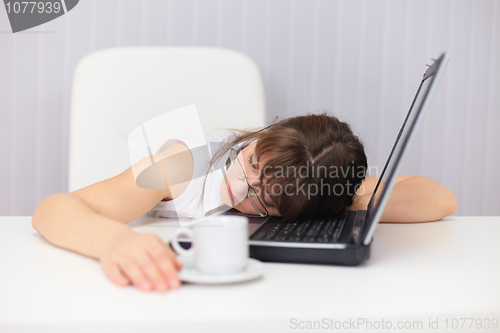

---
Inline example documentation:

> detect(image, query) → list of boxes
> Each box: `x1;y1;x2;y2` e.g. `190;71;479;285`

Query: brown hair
229;113;367;221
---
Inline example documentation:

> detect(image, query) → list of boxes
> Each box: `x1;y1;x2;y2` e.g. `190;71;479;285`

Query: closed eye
260;188;276;209
261;196;274;208
247;153;277;209
248;153;259;171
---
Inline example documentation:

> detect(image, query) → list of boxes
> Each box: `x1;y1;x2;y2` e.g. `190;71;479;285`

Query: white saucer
177;256;264;284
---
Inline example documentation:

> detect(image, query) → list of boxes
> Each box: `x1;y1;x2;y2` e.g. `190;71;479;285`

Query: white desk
1;216;499;333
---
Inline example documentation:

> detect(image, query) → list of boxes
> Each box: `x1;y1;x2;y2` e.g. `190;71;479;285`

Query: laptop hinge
350;210;367;245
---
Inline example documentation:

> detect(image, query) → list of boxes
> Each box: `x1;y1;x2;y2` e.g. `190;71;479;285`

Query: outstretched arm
350;176;457;222
32;142;193;292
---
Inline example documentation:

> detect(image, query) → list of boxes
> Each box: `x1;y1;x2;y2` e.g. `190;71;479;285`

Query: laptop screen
362;53;449;245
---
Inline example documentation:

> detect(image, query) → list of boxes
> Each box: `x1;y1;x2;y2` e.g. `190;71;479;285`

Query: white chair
68;47;266;191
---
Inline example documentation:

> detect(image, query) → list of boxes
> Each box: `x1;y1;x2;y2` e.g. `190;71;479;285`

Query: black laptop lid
361;53;449;245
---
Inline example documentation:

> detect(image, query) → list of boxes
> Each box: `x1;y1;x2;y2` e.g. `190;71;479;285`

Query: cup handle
170;228;194;256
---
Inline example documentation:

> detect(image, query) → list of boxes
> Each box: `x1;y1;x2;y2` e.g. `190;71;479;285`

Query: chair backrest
69;47;266;191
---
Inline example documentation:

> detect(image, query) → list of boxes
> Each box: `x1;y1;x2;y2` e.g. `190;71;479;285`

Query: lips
227;184;236;206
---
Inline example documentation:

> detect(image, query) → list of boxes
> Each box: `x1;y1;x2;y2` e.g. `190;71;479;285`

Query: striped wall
0;0;499;216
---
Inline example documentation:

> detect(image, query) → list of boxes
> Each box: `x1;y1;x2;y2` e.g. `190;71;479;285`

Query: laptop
231;53;449;266
174;53;448;266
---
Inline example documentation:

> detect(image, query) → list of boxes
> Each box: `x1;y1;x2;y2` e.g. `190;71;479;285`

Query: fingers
173;256;184;270
147;242;181;290
121;258;154;291
100;233;182;292
103;262;130;287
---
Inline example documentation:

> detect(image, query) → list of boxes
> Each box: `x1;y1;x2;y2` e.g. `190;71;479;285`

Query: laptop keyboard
251;215;347;243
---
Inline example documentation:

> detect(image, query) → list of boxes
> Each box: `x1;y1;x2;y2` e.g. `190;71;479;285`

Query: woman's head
219;113;367;221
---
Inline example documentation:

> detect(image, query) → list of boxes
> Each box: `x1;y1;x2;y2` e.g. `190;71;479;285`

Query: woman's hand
97;229;183;292
350;176;457;222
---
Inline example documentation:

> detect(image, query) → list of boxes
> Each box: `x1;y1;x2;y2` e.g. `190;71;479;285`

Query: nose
246;174;265;198
231;177;248;203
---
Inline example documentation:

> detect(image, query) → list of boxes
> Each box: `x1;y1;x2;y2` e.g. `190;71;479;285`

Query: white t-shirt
147;134;235;219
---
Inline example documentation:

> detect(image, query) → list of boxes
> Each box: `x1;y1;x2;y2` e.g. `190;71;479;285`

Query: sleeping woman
32;113;457;292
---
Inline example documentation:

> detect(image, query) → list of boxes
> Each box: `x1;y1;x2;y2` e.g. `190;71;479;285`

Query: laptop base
249;243;370;266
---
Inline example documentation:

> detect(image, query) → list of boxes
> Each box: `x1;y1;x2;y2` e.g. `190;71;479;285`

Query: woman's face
219;141;281;216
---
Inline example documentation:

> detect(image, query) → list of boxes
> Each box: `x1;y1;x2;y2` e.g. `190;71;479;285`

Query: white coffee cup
170;216;249;275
